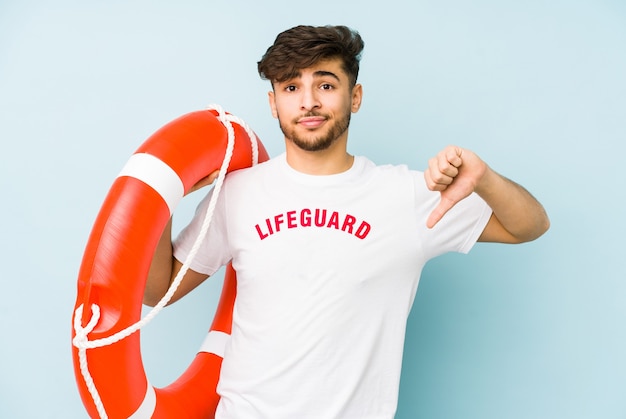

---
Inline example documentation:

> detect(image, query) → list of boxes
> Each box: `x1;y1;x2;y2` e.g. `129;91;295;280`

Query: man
145;25;549;419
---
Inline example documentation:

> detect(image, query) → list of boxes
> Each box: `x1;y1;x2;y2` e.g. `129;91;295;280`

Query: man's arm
143;218;209;307
424;145;549;244
143;170;219;307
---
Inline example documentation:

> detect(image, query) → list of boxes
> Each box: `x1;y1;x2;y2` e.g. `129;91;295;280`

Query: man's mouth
297;116;327;128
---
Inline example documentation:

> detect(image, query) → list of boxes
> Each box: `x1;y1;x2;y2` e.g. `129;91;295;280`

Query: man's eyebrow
313;70;340;81
276;70;341;85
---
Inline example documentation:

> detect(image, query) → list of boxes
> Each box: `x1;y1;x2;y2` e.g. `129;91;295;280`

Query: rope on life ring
71;105;270;419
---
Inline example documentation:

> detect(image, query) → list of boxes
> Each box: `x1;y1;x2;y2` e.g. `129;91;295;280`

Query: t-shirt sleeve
173;186;232;275
414;174;492;260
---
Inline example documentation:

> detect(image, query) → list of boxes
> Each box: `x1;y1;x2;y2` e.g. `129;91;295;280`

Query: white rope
72;105;260;418
73;304;108;418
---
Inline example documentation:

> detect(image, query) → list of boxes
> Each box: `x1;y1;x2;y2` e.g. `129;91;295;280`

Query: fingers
424;146;468;228
424;146;463;192
445;146;463;168
187;169;220;194
206;170;220;184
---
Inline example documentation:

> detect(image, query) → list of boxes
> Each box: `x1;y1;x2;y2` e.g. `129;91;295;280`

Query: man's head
258;25;364;88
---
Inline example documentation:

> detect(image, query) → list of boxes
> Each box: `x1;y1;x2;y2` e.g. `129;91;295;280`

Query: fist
424;146;487;228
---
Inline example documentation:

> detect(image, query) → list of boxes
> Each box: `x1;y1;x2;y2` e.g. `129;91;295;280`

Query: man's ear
268;91;278;119
351;83;363;113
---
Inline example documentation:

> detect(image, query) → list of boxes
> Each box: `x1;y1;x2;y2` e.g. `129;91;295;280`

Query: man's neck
284;140;354;175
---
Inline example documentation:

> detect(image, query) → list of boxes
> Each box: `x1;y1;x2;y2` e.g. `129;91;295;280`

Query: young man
145;25;549;419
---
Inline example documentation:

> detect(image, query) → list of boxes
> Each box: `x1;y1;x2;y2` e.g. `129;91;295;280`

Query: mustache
300;111;325;118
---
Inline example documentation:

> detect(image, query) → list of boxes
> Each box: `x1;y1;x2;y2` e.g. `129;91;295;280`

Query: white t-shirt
174;153;492;419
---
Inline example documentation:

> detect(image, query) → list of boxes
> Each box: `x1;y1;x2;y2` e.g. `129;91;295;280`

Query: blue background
1;1;625;418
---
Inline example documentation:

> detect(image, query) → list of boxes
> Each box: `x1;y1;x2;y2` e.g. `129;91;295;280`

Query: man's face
269;58;362;152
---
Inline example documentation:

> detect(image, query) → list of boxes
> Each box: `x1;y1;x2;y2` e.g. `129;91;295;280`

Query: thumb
426;196;456;229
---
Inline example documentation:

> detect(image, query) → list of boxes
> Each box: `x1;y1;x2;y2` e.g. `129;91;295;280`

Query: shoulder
224;155;281;185
351;157;439;207
358;157;424;186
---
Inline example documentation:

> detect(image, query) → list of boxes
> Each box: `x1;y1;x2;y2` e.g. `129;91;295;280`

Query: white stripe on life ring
199;331;230;357
127;382;156;419
118;153;184;215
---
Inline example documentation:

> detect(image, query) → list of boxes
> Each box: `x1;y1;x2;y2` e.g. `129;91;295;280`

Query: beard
278;110;351;152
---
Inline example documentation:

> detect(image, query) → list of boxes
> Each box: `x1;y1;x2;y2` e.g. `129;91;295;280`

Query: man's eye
321;84;333;90
285;85;297;92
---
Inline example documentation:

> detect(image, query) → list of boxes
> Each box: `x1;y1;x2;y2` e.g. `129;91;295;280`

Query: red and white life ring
71;108;269;418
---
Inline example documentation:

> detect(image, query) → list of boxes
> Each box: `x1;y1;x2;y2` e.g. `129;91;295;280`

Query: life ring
71;108;269;418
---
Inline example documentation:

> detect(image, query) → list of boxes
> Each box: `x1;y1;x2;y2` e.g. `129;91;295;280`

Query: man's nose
300;88;321;111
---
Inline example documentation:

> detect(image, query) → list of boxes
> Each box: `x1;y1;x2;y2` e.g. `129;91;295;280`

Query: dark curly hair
258;25;364;87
